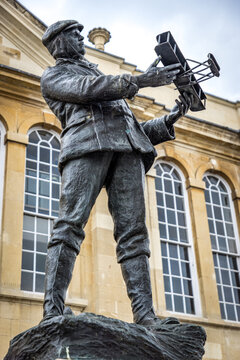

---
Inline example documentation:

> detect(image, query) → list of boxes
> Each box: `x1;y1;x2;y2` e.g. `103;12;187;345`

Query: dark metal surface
155;31;220;111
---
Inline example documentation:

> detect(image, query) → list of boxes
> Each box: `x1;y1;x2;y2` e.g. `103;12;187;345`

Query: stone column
186;177;221;320
0;131;28;292
145;167;166;315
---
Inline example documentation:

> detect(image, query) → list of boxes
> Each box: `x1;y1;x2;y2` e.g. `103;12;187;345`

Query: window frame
21;127;61;294
154;160;201;317
203;172;240;322
0;121;6;234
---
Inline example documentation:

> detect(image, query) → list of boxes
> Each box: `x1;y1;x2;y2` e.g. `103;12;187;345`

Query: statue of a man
41;20;192;326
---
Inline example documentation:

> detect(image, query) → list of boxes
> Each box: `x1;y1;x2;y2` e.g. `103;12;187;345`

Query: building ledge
0;288;88;311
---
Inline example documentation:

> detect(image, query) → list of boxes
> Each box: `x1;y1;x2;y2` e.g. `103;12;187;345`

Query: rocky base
4;313;206;360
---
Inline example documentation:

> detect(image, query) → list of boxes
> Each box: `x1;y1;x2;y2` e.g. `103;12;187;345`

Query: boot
42;243;77;321
120;255;179;327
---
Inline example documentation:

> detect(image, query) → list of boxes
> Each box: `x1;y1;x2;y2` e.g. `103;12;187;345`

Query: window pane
23;231;34;250
164;275;171;292
52;183;60;199
210;235;217;250
174;295;184;312
22;251;33;270
206;204;213;218
52;150;59;166
165;294;173;311
36;253;46;272
21;272;33;291
27;145;37;160
37;217;48;234
52;166;60;182
167;210;176;224
157;207;165;222
52;200;59;212
168;226;178;241
221;270;231;285
181;262;191;278
226;304;236;321
37;234;48;253
38;130;52;141
25;195;36;212
177;212;186;226
155;177;162;191
166;195;174;209
228;239;237;254
51;137;60;150
218;236;227;252
172;277;182;294
223;208;232;222
212;191;220;205
183;279;193;296
38;197;49;215
159;223;167;239
179;228;188;243
23;215;35;231
40;147;50;163
170;260;180;276
213;206;222;220
179;246;188;261
156;192;164;206
169;244;178;259
29;131;39;143
223;286;233;303
25;178;36;194
39;163;50;180
174;182;182;195
176;197;184;210
39;180;49;197
162;258;169;274
185;297;195;314
161;242;167;257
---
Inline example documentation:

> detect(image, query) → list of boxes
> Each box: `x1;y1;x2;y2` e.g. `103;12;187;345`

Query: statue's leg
43;152;113;321
106;152;179;326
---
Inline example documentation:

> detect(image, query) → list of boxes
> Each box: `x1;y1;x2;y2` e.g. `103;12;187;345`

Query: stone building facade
0;0;239;359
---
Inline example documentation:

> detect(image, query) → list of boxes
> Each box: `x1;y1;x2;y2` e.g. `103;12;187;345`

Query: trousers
49;151;151;263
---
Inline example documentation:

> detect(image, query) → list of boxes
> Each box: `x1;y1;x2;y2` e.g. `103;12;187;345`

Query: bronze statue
41;20;193;326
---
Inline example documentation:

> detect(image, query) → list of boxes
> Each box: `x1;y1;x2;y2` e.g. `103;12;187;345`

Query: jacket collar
56;57;98;70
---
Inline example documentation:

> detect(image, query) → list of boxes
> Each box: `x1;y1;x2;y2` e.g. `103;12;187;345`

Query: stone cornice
0;0;53;69
0;64;45;107
1;64;239;159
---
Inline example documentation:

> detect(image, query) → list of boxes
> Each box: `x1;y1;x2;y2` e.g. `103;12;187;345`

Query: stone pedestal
4;313;206;360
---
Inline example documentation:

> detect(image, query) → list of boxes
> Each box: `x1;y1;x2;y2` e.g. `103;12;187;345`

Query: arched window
154;162;200;315
21;129;60;293
0;121;6;232
203;174;240;322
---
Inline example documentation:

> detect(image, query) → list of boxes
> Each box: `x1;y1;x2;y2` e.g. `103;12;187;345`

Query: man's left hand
165;92;193;127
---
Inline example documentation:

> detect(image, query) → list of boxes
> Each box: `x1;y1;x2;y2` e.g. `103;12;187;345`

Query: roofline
10;0;47;29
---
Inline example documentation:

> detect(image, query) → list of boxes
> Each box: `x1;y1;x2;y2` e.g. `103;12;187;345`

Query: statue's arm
141;92;193;145
41;67;139;103
141;116;175;145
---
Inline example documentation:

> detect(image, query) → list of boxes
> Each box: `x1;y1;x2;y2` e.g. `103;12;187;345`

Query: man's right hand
134;63;181;88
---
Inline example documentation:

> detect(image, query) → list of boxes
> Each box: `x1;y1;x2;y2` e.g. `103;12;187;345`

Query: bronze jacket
41;57;175;173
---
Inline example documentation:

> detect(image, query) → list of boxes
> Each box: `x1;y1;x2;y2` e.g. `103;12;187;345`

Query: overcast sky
20;0;240;102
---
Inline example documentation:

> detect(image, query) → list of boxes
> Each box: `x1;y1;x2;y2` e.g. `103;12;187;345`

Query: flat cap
42;20;84;47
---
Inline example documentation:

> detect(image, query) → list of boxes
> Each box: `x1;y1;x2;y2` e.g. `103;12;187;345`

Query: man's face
64;27;85;56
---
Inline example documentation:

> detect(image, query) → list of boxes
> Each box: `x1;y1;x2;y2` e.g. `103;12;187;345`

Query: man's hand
165;92;193;127
134;63;181;88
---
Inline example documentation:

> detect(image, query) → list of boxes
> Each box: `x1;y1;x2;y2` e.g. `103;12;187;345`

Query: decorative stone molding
88;27;111;51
